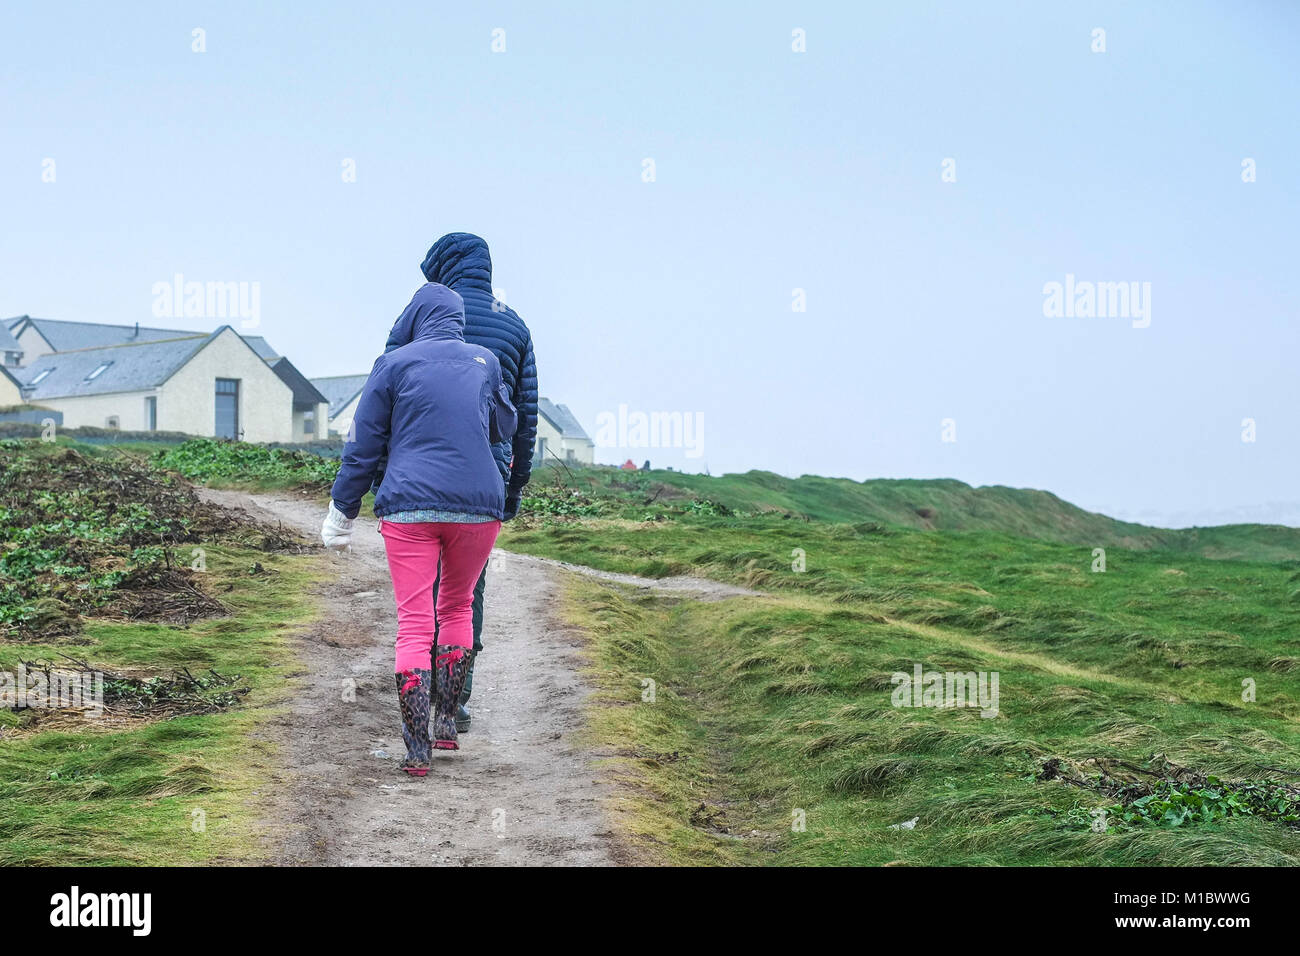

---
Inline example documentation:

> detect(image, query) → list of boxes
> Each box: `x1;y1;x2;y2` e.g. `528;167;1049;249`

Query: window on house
303;410;315;435
105;416;120;430
30;368;53;385
145;396;157;432
84;361;113;382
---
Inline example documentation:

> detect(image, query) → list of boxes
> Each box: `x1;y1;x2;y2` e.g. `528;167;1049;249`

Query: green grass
0;544;322;865
0;437;324;865
511;511;1300;866
538;464;1300;563
153;437;340;491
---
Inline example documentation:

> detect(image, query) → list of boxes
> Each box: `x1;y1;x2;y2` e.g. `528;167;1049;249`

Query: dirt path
508;553;760;601
200;489;628;866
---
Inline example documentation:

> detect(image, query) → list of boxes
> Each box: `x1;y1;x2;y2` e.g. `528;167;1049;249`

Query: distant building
5;316;328;441
0;322;24;368
535;398;594;466
16;327;297;441
241;336;329;440
6;314;589;452
0;366;24;405
309;374;370;438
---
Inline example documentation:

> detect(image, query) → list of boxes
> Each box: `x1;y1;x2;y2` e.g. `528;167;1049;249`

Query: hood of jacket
385;282;466;351
421;232;494;293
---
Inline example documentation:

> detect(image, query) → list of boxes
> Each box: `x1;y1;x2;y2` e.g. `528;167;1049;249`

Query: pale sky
3;1;1297;526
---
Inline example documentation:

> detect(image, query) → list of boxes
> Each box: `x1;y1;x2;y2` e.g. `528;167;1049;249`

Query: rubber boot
394;668;432;776
456;653;476;733
432;646;471;750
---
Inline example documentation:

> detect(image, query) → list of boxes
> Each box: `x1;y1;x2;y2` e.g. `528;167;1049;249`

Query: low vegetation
0;438;321;864
154;437;341;490
0;440;302;640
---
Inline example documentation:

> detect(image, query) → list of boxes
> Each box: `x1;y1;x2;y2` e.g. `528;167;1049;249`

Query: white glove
321;501;355;551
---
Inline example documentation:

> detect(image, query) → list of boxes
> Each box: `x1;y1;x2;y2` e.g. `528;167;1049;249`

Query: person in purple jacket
321;282;516;776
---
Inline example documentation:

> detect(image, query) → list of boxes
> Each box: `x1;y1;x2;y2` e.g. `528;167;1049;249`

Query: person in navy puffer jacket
322;282;516;774
383;232;539;732
404;232;538;513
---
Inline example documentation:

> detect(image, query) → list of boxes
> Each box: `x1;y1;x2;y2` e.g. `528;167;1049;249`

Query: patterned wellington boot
394;668;433;776
456;652;476;734
432;646;472;751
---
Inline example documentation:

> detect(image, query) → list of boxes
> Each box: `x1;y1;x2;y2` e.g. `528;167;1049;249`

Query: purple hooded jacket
330;283;517;520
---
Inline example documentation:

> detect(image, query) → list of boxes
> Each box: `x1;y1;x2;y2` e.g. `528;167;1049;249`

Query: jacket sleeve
488;357;518;445
330;356;392;519
372;299;416;489
507;330;538;496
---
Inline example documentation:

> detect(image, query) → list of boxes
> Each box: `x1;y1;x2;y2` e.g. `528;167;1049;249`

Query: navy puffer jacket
332;283;517;519
390;233;538;504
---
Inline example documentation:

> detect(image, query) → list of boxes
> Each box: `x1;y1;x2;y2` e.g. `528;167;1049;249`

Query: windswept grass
0;543;323;865
515;497;1300;866
559;571;1300;866
527;463;1300;563
0;438;324;865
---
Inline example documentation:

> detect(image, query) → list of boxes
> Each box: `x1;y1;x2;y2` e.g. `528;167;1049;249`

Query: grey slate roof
7;316;193;352
242;336;279;360
538;398;591;441
310;374;370;417
269;356;328;408
17;333;216;400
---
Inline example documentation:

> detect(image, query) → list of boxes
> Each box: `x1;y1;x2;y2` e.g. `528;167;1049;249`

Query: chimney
130;321;140;340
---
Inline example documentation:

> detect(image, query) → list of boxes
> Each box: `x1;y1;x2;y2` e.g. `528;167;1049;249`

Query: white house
5;316;328;441
15;327;296;442
309;374;369;438
535;398;594;465
241;335;330;440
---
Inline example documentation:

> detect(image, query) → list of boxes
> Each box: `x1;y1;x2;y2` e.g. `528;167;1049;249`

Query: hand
502;492;521;521
321;501;355;551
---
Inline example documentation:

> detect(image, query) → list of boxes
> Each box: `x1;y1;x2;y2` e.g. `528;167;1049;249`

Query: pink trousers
379;520;501;673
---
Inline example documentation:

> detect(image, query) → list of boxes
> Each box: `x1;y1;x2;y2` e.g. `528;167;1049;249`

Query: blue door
215;379;239;439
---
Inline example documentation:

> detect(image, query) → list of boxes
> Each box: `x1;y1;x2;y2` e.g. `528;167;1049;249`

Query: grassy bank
0;546;321;865
556;553;1300;865
518;512;1300;866
530;464;1300;563
0;440;323;864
